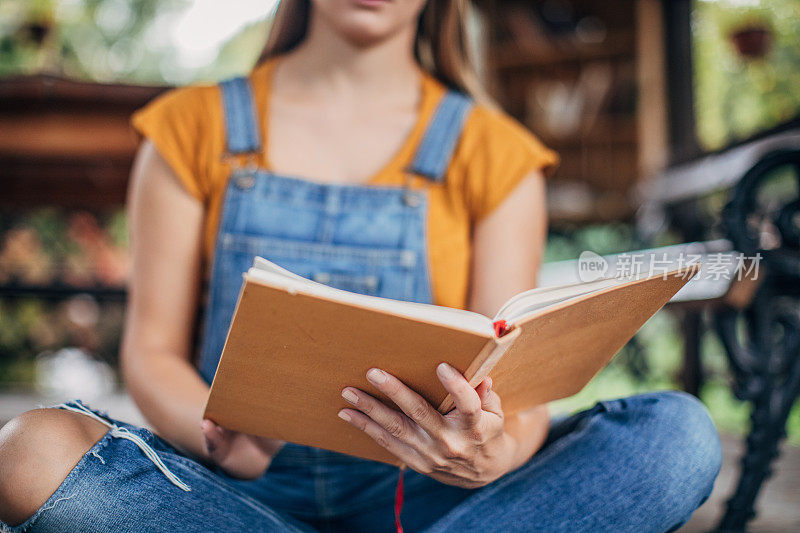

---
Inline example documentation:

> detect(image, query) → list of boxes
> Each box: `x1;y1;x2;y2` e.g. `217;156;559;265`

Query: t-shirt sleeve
131;85;218;201
461;106;559;220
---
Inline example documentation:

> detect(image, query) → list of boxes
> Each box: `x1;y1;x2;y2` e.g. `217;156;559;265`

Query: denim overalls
198;77;473;384
197;77;475;524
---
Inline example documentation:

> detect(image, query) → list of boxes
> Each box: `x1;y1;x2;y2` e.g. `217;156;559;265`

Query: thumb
201;419;228;458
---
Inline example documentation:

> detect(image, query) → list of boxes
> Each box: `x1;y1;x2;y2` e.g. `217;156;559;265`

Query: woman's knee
637;390;721;471
0;408;109;526
617;390;722;525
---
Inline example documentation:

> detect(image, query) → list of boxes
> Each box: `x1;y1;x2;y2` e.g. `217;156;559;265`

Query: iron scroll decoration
724;149;800;279
714;149;800;531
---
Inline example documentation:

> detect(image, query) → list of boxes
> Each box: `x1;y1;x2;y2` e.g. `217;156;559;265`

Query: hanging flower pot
729;23;773;59
23;21;52;46
20;0;56;45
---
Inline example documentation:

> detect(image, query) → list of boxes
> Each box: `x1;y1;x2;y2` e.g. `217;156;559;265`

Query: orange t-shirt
131;60;558;309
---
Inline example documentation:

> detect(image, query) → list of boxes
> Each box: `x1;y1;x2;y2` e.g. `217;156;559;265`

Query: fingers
341;386;430;450
201;419;228;459
362;368;445;435
475;377;491;398
338;408;428;472
201;421;279;480
475;377;503;416
436;363;483;425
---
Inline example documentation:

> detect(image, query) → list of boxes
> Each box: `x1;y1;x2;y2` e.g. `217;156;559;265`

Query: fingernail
437;363;455;379
342;389;358;404
338;410;351;422
367;368;388;384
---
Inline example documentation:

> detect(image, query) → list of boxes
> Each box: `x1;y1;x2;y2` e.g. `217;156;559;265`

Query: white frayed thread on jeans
54;401;191;492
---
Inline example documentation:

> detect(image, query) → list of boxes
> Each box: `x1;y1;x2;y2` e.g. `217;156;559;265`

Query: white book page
494;273;650;325
249;257;494;336
249;257;649;337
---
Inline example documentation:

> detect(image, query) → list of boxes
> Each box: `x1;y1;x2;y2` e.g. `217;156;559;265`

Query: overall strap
219;76;262;155
407;90;473;182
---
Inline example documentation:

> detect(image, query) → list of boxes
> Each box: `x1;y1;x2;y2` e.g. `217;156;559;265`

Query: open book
204;257;699;464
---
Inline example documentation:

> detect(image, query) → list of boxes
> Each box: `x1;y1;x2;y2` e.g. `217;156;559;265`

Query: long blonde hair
258;0;487;101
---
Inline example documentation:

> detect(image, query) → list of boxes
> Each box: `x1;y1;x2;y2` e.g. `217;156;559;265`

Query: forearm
123;142;215;458
502;405;550;471
121;348;210;458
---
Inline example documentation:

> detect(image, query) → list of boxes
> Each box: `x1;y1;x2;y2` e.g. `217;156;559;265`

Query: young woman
0;1;721;531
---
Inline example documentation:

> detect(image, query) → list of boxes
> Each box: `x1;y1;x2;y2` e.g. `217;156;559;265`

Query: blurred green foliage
693;0;800;150
0;0;270;84
0;209;128;382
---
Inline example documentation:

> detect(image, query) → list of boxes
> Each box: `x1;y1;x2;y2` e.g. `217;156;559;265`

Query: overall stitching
417;190;435;304
219;233;416;266
198;163;249;383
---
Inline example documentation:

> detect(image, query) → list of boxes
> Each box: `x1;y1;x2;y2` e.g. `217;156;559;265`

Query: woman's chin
336;21;401;48
313;0;422;49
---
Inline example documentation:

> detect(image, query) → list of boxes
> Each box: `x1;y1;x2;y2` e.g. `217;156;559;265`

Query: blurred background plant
694;0;800;150
0;0;278;398
0;209;127;390
0;0;274;84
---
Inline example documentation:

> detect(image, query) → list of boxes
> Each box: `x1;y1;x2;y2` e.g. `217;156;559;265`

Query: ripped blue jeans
1;391;721;533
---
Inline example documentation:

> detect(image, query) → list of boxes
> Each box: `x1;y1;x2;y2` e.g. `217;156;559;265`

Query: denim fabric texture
1;392;721;533
198;83;471;383
0;78;722;532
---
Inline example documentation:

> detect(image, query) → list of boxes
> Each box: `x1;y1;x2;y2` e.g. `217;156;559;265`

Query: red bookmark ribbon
394;465;405;533
493;319;508;337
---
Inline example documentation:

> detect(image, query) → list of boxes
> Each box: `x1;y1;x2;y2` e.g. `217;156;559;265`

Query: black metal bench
540;129;800;532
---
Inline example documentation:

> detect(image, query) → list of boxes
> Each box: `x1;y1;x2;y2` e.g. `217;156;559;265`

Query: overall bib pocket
217;232;418;301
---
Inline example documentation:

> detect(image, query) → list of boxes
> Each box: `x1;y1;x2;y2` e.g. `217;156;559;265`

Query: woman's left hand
338;363;518;488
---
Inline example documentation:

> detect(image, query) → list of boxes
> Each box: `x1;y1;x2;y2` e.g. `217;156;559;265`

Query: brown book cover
204;264;698;464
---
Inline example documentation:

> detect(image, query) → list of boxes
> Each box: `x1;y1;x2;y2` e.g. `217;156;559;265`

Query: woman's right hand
201;420;284;479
